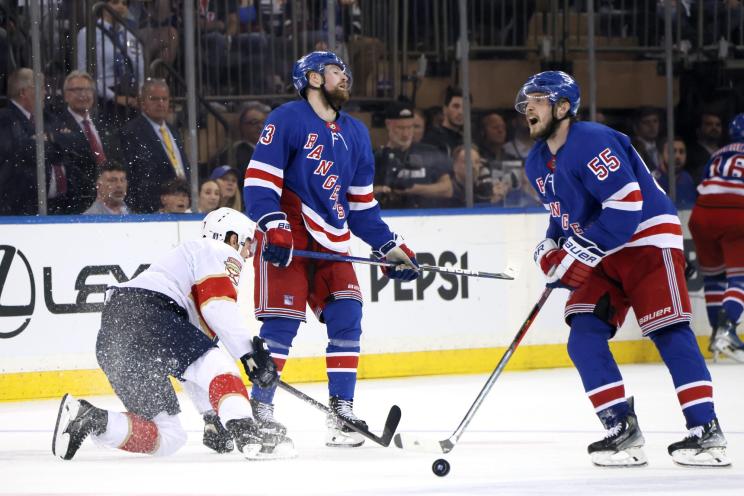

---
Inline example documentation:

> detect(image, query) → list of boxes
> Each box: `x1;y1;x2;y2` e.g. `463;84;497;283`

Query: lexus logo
0;245;36;339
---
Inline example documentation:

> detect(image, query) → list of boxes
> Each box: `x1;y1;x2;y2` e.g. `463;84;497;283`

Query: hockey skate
250;398;288;437
709;310;744;363
326;396;368;448
668;418;731;467
587;397;647;467
52;394;107;461
225;418;296;460
202;412;234;453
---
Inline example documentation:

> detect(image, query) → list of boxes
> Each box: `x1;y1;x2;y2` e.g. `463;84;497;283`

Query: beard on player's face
528;111;554;140
325;85;350;108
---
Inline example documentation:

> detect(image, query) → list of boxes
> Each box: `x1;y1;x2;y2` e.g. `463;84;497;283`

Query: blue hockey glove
240;336;278;389
372;235;420;281
258;212;293;267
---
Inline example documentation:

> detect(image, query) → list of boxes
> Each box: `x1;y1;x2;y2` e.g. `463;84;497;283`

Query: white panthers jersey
116;238;253;359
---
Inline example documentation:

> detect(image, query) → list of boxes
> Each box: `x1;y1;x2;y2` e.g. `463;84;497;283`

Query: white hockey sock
91;410;128;448
217;394;253;424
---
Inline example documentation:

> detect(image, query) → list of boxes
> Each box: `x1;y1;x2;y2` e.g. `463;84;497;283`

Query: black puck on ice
432;458;450;477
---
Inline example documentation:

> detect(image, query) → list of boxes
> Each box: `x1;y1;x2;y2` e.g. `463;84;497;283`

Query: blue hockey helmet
515;71;581;116
729;113;744;142
292;51;352;97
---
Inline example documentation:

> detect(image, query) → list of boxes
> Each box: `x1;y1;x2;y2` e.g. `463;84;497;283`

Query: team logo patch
224;257;242;286
284;294;294;306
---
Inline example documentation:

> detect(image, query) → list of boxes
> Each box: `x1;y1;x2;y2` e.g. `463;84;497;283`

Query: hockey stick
393;287;553;453
277;380;402;447
293;249;516;280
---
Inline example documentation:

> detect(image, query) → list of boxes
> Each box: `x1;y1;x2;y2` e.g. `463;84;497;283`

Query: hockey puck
432;458;450;477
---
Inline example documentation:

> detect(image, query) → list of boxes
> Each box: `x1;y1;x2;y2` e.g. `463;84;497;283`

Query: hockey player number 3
586;148;620;181
259;124;276;145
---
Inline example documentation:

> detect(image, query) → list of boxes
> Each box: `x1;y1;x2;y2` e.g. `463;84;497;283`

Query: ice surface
2;363;743;496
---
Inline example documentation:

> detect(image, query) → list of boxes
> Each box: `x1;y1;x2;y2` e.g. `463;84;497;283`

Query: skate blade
671;448;731;467
719;347;744;363
591;447;647;467
52;394;79;460
326;429;365;448
240;440;297;460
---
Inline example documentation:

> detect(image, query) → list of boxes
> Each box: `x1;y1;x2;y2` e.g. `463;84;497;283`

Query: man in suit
118;78;189;213
631;106;663;171
0;68;68;215
52;70;109;213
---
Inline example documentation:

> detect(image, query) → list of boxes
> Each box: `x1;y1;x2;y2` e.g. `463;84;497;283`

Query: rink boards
0;209;708;401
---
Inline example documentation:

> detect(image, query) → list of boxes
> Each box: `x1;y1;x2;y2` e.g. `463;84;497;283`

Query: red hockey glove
258;212;293;267
372;235;420;281
534;236;603;290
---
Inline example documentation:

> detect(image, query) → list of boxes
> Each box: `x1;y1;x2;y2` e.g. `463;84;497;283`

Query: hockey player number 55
586;148;620;181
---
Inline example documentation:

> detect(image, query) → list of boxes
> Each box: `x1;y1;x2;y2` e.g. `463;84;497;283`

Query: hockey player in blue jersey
516;71;729;467
243;51;420;447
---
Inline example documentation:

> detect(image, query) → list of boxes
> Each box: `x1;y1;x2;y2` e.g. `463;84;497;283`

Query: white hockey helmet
201;207;256;250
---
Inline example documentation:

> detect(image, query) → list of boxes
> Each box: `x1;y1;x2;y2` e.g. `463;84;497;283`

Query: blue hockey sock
722;274;744;324
322;300;362;400
567;314;628;428
649;323;716;428
251;317;300;404
703;273;727;329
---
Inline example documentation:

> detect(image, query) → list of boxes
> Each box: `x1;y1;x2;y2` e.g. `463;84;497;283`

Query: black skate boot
52;394;108;461
668;418;730;467
326;396;368;448
202;412;234;454
226;417;296;460
709;310;744;363
250;398;288;437
587;397;647;467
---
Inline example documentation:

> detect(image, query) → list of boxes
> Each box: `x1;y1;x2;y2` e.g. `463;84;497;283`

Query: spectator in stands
373;101;453;209
197;179;222;213
478;111;518;163
503;112;533;160
686;112;723;184
52;70;108;213
210;165;242;211
448;145;507;207
631;106;663;170
77;0;145;127
132;0;179;65
423;86;465;157
84;161;130;215
412;108;426;143
119;78;189;213
217;100;270;178
653;138;698;209
158;177;191;213
0;68;71;215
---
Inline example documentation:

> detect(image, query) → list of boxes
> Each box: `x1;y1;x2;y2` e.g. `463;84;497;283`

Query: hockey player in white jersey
52;208;294;461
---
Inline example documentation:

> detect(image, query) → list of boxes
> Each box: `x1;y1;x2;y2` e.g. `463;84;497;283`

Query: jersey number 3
586;148;620;181
259;124;276;145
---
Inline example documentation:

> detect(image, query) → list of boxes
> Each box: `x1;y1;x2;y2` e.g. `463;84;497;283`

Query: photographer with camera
448;145;509;207
374;101;453;209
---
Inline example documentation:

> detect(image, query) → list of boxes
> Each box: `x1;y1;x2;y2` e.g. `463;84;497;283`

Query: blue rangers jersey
525;121;683;253
244;100;395;253
696;142;744;208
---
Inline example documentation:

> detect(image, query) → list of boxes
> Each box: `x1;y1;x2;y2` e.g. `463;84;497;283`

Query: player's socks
668;418;730;467
587;396;647;467
326;396;367;447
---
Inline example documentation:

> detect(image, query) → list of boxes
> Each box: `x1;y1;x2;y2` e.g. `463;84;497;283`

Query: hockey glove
258;211;293;267
372;235;420;281
240;336;278;389
534;235;603;290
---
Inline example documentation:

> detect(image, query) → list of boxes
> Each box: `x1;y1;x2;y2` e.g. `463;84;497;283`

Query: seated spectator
686;111;723;185
0;68;70;215
448;145;506;207
210;165;242;211
158;177;190;213
412;108;426;143
216;100;270;177
77;0;145;128
84;162;130;215
503;112;533;160
373;101;453;209
197;179;222;213
53;70;109;213
478;110;518;164
653;138;698;209
119;78;189;213
631;106;663;171
133;0;179;65
422;86;465;157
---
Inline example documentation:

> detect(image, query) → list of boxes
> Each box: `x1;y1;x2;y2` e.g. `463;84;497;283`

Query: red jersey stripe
588;384;625;409
677;384;713;405
303;214;352;243
347;192;375;203
326;355;359;369
617;190;643;202
191;275;237;308
246;167;284;188
629;223;683;242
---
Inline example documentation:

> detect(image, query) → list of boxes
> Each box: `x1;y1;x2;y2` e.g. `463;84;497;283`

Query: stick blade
392;432;451;453
378;405;402;447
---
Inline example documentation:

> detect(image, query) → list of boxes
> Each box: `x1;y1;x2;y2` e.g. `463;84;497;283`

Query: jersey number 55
586;148;620;181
